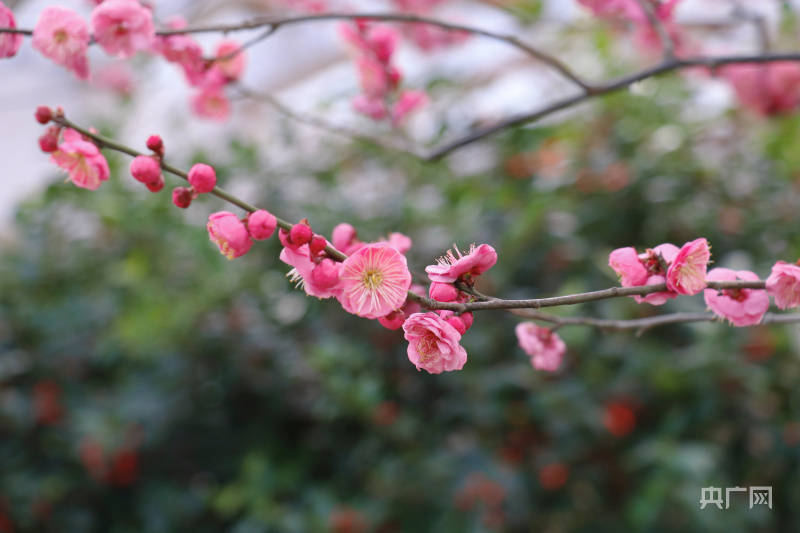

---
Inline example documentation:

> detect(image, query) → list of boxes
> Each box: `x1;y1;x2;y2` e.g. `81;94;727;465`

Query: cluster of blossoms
0;0;245;120
340;20;429;124
609;238;800;326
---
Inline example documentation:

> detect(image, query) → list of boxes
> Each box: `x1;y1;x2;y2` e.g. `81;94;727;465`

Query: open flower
211;39;247;81
608;243;679;305
32;6;90;79
0;1;23;58
766;260;800;309
403;312;467;374
207;211;252;259
90;0;155;59
426;243;497;284
337;244;412;319
666;238;710;295
51;129;110;190
704;268;769;326
515;322;565;372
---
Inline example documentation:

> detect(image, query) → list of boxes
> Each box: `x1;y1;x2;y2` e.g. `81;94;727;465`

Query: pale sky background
0;0;778;231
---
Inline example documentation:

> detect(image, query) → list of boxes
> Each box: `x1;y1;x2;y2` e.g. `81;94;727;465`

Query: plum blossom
332;223;363;255
704;268;769;327
337;244;412;319
32;6;90;79
247;210;277;241
207;211;252;259
211;39;246;81
378;284;425;330
90;0;155;59
666;238;710;295
0;1;23;59
280;239;341;299
152;16;206;86
51;129;110;190
403;312;468;374
426;243;497;284
515;323;566;372
766;261;800;309
608;243;679;305
392;90;429;125
721;62;800;116
187;163;216;193
191;82;231;121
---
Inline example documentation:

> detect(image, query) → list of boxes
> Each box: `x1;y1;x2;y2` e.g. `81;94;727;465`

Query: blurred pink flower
391;0;448;12
515;322;565;372
331;223;364;255
704;268;769;327
90;0;154;59
402;23;470;51
766;261;800;309
0;1;23;58
153;16;206;86
191;84;231;121
722;62;800;116
392;90;428;125
51;129;109;190
207;211;252;259
403;312;468;374
32;6;90;80
337;244;412;319
91;62;135;95
352;95;388;120
426;243;497;284
666;238;710;295
212;39;246;81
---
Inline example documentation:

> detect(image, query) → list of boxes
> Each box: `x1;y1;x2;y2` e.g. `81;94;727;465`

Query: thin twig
633;0;675;59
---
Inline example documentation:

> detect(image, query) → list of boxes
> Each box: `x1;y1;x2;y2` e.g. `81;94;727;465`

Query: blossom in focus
608;243;679;305
766;260;800;310
0;1;23;58
280;240;341;299
337;244;412;319
51;129;110;190
514;322;565;372
207;211;252;259
90;0;155;59
426;243;497;284
247;210;277;241
403;312;468;374
704;268;769;327
32;6;90;79
666;238;710;295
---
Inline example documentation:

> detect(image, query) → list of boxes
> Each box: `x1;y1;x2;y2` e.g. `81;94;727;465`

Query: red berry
172;187;193;208
146;134;163;153
35;106;53;124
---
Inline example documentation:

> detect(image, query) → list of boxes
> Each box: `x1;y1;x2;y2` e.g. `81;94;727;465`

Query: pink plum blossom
426;243;498;284
207;211;252;259
191;84;231;121
153;16;206;86
51;129;110;190
32;6;90;80
337;244;412;319
515;322;566;372
212;39;246;81
704;268;769;327
403;312;468;374
0;1;23;58
187;163;216;193
129;155;161;185
609;247;649;287
382;232;412;254
721;62;800;116
332;223;363;255
90;0;155;59
352;95;388;120
666;238;710;295
378;284;425;330
280;240;341;299
608;243;680;305
766;261;800;309
247;210;277;241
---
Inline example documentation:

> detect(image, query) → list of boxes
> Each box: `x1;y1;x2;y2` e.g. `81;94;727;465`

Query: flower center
54;29;68;44
416;334;438;364
361;268;384;290
723;288;747;301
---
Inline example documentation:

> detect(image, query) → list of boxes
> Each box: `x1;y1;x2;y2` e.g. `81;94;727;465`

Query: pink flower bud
172;187;193;208
445;315;467;335
35;106;53;124
310;258;341;289
187;163;216;193
289;221;313;246
378;309;406;330
145;177;164;192
38;126;60;153
247;209;277;240
309;235;327;256
429;282;459;302
129;155;161;185
146;134;163;154
460;311;474;331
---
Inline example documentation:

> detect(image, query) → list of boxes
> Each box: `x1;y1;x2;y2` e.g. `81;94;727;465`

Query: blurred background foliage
4;6;800;533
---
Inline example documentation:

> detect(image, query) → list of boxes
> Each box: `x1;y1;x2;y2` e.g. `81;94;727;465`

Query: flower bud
309;234;327;256
187;163;216;194
35;106;53;124
247;209;277;240
310;258;340;289
146;134;163;154
130;155;161;185
289;221;313;246
172;186;193;208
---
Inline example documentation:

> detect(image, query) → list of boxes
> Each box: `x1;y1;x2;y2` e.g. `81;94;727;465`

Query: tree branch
634;0;675;59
